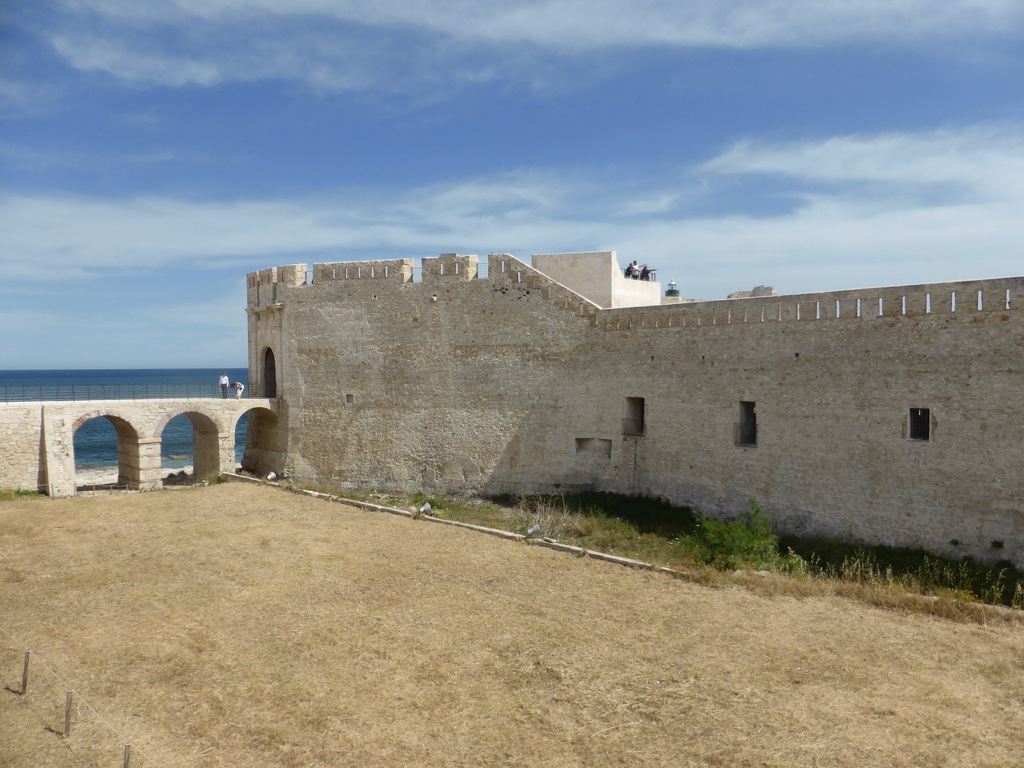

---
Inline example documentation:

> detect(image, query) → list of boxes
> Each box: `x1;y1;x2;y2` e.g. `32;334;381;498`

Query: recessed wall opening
736;401;757;446
241;407;281;477
262;347;277;399
623;397;645;436
909;408;930;441
345;393;354;405
575;437;612;458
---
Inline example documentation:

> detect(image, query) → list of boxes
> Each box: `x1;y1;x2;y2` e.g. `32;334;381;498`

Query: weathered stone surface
245;251;1024;568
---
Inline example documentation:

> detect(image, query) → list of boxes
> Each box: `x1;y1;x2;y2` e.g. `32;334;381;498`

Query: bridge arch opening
72;413;141;491
263;347;277;399
240;406;282;477
159;411;222;482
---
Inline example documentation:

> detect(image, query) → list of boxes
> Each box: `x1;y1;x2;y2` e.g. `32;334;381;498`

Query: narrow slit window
909;408;930;441
736;401;757;446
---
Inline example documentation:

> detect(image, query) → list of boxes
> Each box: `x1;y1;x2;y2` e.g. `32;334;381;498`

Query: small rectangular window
345;393;354;405
575;438;612;458
623;397;645;436
909;408;930;441
736;401;757;446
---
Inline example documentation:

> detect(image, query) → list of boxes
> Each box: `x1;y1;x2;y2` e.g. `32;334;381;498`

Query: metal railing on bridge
1;383;272;403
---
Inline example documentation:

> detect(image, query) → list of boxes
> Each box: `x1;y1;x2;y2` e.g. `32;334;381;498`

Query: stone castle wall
247;254;1024;567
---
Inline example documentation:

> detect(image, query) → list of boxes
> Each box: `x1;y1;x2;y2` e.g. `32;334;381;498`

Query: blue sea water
0;368;249;472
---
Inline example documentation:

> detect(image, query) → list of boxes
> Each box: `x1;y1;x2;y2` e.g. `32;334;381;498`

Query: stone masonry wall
0;405;46;492
248;258;1024;567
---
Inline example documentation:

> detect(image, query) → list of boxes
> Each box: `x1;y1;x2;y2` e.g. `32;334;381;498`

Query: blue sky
2;1;1023;369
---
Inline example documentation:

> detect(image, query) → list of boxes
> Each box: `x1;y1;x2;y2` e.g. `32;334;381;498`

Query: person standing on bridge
234;381;245;399
219;372;229;398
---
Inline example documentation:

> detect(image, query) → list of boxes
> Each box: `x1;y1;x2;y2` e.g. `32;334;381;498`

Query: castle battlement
422;254;479;281
246;264;306;309
244;249;1024;569
245;253;602;320
245;256;1024;333
596;275;1024;332
312;259;415;284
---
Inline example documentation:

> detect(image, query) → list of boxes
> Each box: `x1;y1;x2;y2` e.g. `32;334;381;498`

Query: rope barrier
1;625;167;767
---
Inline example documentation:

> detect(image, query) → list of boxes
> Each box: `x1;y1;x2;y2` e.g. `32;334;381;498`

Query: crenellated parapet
312;259;414;285
422;253;479;282
598;275;1024;332
247;264;307;309
245;253;603;325
247;256;1024;336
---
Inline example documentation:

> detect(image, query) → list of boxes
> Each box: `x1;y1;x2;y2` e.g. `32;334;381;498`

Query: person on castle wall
234;381;245;399
219;372;229;398
624;261;636;278
640;265;651;281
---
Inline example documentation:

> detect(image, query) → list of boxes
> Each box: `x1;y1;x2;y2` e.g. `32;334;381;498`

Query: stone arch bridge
0;397;279;497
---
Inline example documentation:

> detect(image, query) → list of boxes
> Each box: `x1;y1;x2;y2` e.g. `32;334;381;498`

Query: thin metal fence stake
64;690;73;736
21;650;30;695
123;742;132;768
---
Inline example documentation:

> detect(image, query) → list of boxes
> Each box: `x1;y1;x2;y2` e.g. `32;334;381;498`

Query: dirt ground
1;483;1022;768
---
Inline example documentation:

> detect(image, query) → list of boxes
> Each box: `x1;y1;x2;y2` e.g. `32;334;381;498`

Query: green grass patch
780;535;1024;608
300;484;1024;609
0;488;41;501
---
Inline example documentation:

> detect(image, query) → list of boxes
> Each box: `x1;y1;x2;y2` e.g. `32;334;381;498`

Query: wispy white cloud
0;142;196;173
673;124;1024;292
60;0;1024;46
703;124;1024;202
3;123;1023;297
0;77;62;116
44;0;1024;90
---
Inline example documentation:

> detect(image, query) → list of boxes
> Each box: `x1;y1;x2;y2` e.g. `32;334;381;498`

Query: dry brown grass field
1;483;1023;768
